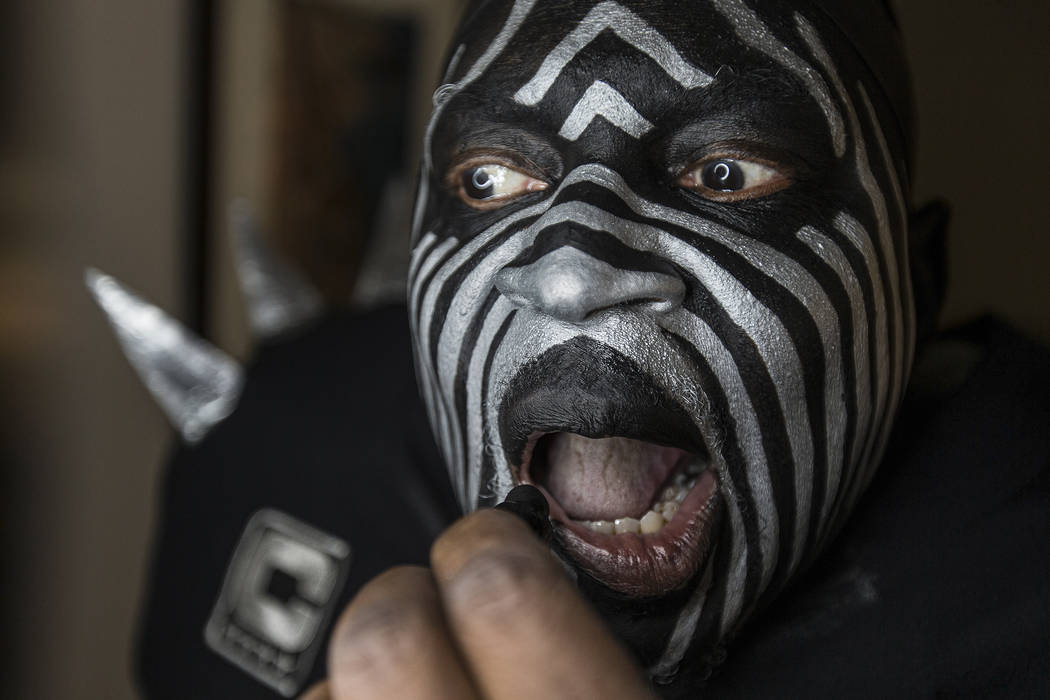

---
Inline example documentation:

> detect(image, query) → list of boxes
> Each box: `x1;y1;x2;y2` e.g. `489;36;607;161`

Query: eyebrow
435;67;831;180
436;105;566;179
659;72;834;171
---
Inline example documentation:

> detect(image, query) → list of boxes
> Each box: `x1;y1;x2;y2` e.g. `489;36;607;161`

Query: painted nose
494;246;685;323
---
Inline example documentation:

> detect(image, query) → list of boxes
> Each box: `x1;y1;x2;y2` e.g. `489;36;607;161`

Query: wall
1;2;182;698
899;1;1050;341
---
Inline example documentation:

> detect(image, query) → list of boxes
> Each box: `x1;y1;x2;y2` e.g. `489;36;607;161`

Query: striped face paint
409;0;914;684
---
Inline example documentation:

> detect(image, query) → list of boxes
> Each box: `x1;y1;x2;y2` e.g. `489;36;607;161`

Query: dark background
1;1;1047;698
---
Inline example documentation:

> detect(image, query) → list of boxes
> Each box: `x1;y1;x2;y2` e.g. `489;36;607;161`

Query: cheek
669;235;873;561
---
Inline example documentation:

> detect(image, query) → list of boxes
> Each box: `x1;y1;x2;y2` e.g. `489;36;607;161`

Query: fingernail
494;484;552;543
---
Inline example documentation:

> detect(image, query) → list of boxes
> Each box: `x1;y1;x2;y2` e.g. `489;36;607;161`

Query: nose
494;246;685;323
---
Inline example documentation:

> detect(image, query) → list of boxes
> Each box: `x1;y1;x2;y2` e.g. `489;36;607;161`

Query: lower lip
528;469;722;598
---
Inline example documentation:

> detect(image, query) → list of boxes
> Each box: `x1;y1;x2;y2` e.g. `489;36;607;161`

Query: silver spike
229;200;322;340
85;268;244;444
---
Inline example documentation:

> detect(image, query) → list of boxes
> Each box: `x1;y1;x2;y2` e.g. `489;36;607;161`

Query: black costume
135;307;459;698
135;306;1049;698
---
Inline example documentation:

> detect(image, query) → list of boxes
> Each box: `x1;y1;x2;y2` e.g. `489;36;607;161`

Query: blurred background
1;1;1047;697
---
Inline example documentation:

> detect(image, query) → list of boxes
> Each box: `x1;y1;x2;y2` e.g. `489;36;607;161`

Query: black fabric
695;317;1050;698
136;310;1050;697
134;305;460;699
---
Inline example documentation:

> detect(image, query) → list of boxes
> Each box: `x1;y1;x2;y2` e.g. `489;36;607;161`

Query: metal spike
229;200;322;340
85;268;244;444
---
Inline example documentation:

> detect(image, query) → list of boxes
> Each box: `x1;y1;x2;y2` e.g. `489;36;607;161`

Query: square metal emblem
205;509;351;696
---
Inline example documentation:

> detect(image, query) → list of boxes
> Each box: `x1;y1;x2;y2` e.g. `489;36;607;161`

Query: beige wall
2;2;182;698
1;2;1047;700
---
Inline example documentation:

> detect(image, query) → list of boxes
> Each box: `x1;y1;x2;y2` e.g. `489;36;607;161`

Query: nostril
493;266;539;310
495;247;685;323
635;272;686;310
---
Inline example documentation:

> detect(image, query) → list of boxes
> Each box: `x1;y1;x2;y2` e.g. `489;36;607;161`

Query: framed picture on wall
195;0;464;354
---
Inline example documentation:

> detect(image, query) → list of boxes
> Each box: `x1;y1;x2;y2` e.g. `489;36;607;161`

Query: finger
327;565;480;700
297;681;330;700
431;510;656;700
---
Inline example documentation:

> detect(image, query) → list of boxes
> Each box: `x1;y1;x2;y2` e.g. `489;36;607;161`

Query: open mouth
496;337;724;598
514;432;722;598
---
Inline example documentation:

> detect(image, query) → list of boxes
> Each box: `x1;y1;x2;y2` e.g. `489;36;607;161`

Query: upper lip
497;337;707;472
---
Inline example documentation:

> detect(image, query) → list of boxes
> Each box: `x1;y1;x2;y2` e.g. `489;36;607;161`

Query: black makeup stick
495;484;553;544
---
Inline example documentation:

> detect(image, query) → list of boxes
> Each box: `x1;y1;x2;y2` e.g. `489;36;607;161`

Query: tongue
540;434;687;521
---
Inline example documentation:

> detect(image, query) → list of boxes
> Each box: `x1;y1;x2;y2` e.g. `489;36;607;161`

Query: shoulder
136;305;459;698
709;317;1050;698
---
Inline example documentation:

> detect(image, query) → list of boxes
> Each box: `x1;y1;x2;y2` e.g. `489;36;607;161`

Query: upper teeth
581;473;697;535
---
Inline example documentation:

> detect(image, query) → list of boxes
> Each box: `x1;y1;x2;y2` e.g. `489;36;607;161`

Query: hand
300;508;656;699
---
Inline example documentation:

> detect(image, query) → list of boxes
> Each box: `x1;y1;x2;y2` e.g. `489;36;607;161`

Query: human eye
452;161;548;210
676;155;790;202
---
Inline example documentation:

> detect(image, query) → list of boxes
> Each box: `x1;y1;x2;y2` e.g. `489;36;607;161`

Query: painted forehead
435;0;857;157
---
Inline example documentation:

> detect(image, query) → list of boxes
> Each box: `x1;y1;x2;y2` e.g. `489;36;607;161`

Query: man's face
409;0;914;679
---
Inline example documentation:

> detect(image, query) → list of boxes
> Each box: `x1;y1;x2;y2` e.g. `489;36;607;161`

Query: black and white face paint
409;0;914;684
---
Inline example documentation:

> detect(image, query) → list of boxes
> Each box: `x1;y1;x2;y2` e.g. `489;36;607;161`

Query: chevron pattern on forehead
513;0;713;107
559;80;653;141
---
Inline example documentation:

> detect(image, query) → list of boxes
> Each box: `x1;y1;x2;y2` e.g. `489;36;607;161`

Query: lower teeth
581;472;699;535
